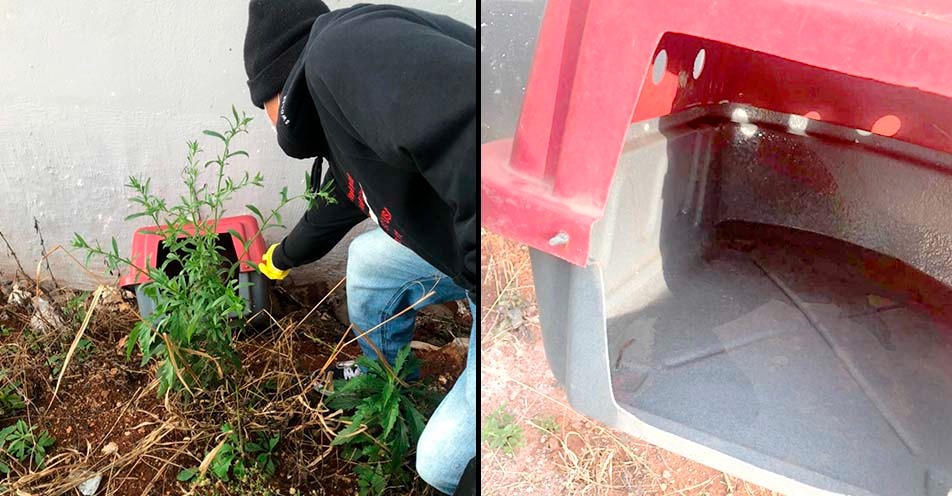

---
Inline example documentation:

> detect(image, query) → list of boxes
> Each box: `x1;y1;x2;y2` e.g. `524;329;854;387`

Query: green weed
325;346;440;496
45;338;94;378
482;404;525;455
0;420;55;475
73;107;335;397
530;414;560;436
0;372;24;417
64;292;89;327
177;424;280;484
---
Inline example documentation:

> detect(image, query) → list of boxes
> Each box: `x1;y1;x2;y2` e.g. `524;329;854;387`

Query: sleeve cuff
271;243;295;271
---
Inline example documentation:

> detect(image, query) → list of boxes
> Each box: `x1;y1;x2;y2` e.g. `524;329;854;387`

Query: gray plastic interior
133;270;269;323
533;105;952;496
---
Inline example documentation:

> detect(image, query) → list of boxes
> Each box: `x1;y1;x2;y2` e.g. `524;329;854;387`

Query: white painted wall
0;1;475;289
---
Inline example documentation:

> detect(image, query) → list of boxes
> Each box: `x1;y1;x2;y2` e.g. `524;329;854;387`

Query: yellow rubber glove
258;243;290;280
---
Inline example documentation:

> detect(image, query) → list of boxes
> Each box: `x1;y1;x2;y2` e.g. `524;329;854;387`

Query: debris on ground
29;295;66;333
6;283;31;309
76;471;103;495
0;273;471;496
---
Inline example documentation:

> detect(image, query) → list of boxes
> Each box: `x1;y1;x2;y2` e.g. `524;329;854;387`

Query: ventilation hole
652;49;667;85
693;49;706;79
871;115;901;136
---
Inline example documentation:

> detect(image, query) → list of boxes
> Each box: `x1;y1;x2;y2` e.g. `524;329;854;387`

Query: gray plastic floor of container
608;229;952;496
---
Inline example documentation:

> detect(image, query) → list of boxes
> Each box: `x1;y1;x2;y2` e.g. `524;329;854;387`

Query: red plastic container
118;215;270;321
482;2;952;495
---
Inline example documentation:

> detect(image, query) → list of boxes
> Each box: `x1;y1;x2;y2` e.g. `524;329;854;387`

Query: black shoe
311;360;362;394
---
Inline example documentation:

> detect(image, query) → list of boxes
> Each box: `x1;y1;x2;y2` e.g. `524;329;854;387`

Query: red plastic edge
483;0;952;267
118;214;268;288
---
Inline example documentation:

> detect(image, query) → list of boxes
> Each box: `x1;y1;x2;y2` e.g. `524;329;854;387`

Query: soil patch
0;277;468;496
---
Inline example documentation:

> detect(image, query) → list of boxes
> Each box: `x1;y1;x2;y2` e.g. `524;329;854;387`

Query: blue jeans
346;228;475;494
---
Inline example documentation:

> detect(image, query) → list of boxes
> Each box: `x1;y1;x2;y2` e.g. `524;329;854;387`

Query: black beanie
244;0;330;109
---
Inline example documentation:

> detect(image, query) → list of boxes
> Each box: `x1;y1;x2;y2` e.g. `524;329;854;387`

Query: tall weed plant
74;108;334;397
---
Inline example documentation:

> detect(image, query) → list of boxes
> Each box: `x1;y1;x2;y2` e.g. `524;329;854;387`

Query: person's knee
347;230;397;282
416;428;456;494
346;232;374;279
415;391;474;494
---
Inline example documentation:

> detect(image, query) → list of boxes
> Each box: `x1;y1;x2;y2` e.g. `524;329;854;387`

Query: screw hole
693;49;706;79
652;49;668;85
871;115;901;137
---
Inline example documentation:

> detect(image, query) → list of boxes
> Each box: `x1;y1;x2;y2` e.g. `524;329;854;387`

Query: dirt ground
479;231;781;496
0;272;469;496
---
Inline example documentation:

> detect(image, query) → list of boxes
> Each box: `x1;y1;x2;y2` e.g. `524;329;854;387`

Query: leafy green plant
245;431;280;477
325;345;439;496
0;326;11;338
0;372;25;417
482;404;525;455
46;338;94;377
64;292;89;327
530;414;560;436
177;424;280;484
0;420;55;474
73;107;334;397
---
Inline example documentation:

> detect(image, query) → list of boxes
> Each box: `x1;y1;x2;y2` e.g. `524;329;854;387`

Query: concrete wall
0;1;475;289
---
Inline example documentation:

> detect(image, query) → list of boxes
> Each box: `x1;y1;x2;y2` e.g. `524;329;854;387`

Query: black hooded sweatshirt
269;4;477;295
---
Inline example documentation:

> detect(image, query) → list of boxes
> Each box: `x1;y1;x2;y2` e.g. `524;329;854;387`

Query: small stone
77;472;102;495
663;469;672;479
102;442;118;456
660;483;668;491
409;340;439;352
289;489;297;496
123;431;130;437
546;436;560;451
66;426;72;435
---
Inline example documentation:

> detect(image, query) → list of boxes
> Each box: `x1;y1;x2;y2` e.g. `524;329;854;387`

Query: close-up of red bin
482;1;952;495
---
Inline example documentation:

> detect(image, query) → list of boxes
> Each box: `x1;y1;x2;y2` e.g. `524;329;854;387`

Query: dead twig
0;228;30;282
33;217;58;290
47;285;106;409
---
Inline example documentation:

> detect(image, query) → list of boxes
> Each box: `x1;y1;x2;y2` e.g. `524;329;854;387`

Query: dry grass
0;244;444;496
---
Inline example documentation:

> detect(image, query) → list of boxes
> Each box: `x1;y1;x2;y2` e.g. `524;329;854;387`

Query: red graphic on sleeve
346;173;356;202
356;187;366;212
380;208;392;228
393;230;403;244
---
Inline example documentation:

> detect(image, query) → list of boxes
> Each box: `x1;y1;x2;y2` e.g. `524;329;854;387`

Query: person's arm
308;10;478;290
271;162;367;270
